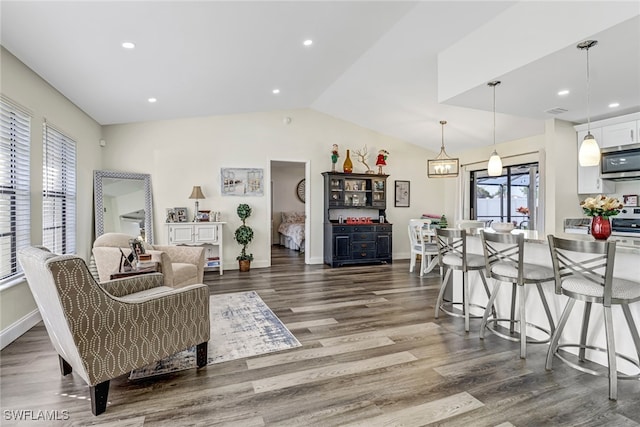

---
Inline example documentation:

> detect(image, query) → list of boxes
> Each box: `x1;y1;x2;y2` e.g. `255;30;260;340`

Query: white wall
102;109;445;267
0;47;103;343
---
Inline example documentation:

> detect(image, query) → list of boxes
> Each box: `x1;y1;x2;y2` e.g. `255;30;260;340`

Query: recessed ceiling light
608;102;620;108
557;89;570;96
272;89;280;94
303;39;313;46
148;98;157;103
122;42;136;49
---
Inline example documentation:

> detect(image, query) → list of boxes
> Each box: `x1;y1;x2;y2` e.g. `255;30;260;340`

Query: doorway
270;160;308;266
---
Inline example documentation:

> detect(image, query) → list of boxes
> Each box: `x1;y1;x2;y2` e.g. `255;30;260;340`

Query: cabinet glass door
372;179;385;205
329;178;344;206
345;179;367;206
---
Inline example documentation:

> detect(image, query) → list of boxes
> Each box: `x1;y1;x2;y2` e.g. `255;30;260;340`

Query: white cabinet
601;121;637;148
577;129;615;194
167;222;225;275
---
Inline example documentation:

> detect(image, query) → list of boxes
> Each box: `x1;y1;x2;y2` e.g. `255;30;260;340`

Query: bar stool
479;230;556;359
434;228;493;332
546;235;640;400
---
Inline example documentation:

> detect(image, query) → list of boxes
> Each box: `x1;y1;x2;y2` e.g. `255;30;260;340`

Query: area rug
129;291;301;379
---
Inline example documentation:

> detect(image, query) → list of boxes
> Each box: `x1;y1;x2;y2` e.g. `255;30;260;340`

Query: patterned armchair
92;233;205;287
18;246;210;415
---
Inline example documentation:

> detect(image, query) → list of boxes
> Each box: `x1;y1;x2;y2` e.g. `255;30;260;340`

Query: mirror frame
94;170;154;244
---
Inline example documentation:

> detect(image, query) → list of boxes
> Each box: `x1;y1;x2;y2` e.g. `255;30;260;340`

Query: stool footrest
484;318;552;344
553;344;640;380
438;301;486;320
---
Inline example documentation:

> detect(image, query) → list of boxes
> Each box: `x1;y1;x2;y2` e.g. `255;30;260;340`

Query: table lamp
189;186;206;222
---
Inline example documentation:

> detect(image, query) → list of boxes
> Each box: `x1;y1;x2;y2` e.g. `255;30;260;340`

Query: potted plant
234;203;254;271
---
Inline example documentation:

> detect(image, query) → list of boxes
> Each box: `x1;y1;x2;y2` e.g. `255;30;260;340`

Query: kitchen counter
466;228;640;255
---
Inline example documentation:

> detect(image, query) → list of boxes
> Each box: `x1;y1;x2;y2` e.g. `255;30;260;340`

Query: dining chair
479;230;556;358
434;228;493;332
546;235;640;400
408;219;439;277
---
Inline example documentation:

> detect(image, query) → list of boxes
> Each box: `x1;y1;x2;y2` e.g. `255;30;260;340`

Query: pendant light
427;120;459;178
577;40;600;166
487;80;503;176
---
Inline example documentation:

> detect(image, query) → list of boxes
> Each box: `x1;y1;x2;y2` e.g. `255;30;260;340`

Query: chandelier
427;120;459;178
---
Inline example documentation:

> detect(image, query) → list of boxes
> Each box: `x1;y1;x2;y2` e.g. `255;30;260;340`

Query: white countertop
465;228;640;254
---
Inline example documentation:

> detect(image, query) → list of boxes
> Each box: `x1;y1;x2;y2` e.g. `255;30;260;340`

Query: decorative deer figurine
354;145;374;174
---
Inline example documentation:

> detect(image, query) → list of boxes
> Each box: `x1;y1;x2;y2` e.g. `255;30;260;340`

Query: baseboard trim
0;309;42;350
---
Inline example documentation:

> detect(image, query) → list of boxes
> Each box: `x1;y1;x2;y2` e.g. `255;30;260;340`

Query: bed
277;211;305;252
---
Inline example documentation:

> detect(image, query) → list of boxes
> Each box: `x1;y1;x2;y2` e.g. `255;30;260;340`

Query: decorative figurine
354;145;374;174
376;149;389;174
331;144;339;172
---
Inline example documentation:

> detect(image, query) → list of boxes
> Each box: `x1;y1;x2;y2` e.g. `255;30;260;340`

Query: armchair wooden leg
90;380;110;416
58;355;72;376
196;342;208;368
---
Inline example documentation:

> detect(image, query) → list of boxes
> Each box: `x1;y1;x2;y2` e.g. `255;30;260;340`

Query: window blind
0;100;31;283
43;123;76;255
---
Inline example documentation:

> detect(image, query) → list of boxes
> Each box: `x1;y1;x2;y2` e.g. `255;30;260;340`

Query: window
0;100;31;283
471;162;539;230
43;124;76;254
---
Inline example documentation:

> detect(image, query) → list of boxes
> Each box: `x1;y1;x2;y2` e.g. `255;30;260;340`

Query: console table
166;222;225;275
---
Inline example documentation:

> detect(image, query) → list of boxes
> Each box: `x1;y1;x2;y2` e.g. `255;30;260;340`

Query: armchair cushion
93;233;205;288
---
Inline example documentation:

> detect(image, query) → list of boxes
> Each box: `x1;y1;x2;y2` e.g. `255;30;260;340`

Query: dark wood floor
2;246;639;426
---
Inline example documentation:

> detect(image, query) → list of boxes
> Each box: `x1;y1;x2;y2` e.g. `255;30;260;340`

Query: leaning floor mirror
94;170;154;244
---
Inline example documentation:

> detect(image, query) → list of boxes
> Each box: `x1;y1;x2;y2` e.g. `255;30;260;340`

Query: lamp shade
578;132;601;166
487;150;503;176
189;186;206;200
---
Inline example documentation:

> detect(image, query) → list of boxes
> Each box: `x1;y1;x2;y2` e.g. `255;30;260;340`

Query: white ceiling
1;1;639;154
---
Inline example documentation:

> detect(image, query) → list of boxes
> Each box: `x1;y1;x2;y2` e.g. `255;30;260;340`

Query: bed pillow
282;211;305;223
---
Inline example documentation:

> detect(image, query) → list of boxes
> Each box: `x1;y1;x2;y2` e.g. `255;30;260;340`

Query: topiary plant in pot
234;203;254;271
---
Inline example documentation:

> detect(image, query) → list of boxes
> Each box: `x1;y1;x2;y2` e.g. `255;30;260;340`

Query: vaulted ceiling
1;1;638;154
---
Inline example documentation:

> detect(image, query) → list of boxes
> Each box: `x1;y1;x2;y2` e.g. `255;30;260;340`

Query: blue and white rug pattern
129;291;300;379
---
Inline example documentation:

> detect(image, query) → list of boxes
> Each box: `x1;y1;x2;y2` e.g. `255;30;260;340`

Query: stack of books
206;257;220;268
136;260;156;269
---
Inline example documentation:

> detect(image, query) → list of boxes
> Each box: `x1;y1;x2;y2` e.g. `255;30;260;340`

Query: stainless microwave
600;143;640;181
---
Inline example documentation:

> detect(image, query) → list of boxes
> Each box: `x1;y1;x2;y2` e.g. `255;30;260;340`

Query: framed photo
165;208;177;223
128;238;145;262
174;207;188;222
395;180;410;207
623;194;638;207
221;168;264;196
197;210;210;222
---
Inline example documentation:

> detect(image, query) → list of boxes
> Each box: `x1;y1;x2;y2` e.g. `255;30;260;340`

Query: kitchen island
458;228;640;375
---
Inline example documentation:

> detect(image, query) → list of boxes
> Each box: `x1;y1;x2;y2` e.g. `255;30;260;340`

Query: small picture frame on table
128;239;145;262
197;210;210;222
165;208;176;223
622;194;638;207
174;207;188;222
394;180;410;208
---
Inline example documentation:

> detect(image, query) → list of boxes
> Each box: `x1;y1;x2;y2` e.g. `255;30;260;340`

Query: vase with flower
580;195;623;240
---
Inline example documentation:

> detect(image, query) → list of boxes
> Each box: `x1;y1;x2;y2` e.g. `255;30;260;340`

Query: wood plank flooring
1;246;639;426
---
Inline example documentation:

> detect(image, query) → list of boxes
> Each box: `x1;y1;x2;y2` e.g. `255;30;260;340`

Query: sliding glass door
470;162;538;230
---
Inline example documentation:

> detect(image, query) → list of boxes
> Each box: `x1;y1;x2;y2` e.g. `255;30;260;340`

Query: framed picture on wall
394;180;410;207
221;168;264;196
